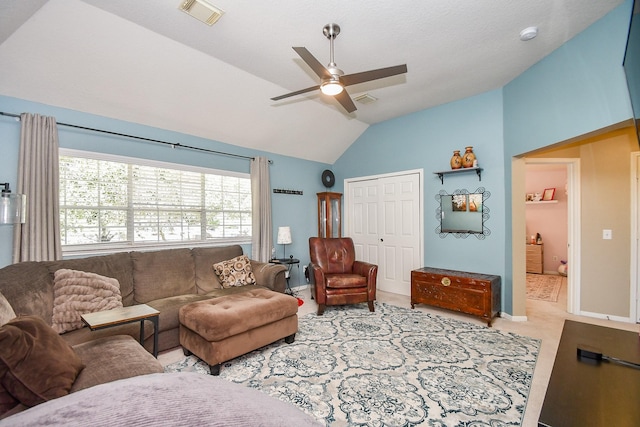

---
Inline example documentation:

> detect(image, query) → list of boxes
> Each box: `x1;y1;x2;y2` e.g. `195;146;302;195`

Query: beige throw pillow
52;269;123;334
213;255;257;288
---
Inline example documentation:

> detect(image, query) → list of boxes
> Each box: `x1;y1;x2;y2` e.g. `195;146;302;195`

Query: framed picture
526;193;534;202
542;188;556;201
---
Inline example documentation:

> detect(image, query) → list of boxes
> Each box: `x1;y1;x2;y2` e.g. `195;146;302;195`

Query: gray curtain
251;157;272;262
13;113;62;262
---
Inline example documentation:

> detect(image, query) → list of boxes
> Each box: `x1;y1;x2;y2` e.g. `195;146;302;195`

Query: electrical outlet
603;229;612;240
552;255;558;261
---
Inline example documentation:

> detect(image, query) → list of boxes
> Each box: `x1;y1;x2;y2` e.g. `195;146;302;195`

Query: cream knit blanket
52;269;123;334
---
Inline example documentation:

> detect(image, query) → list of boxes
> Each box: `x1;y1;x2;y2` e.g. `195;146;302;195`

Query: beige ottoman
179;288;298;375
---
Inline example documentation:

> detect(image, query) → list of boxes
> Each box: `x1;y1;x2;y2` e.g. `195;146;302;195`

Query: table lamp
277;226;292;259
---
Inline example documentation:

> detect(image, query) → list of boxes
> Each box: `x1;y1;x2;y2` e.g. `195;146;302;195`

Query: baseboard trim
577;310;633;324
500;312;528;322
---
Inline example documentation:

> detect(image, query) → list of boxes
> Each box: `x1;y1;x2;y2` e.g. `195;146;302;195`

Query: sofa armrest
250;261;287;293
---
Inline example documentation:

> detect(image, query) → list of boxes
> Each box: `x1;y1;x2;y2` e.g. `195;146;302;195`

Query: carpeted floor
526;274;563;302
165;302;540;426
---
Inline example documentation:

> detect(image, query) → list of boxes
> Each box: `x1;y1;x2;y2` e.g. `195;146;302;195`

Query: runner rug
165;303;540;426
526;273;563;302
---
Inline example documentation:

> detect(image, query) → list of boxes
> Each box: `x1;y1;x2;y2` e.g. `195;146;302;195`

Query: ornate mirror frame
435;187;491;239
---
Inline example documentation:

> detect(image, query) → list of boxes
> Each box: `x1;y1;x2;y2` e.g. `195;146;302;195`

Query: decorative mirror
435;187;491;239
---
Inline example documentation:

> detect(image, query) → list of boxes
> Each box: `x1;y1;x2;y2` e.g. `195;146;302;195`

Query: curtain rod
0;111;268;163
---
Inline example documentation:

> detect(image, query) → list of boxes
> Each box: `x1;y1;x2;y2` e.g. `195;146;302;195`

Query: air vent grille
354;93;378;104
179;0;224;26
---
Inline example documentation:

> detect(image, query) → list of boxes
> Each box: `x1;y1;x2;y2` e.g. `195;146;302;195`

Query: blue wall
500;0;634;311
0;96;330;275
333;88;506;300
334;0;634;314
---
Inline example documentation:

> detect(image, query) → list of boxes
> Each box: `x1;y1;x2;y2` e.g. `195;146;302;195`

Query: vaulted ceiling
0;0;624;163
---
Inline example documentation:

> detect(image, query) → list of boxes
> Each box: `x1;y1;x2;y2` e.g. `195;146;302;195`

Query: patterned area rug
526;274;563;302
165;303;540;426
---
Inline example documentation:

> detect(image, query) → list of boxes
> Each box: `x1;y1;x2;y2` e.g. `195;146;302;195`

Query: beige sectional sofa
0;245;287;418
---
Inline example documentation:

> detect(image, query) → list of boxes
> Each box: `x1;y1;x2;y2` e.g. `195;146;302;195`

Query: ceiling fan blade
341;64;407;87
334;89;357;113
293;47;332;79
271;85;320;101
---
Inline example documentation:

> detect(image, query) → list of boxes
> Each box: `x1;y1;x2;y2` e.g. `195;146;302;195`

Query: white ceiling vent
354;93;378;104
179;0;225;26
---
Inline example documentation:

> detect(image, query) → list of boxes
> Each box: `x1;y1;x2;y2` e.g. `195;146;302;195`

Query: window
59;149;251;252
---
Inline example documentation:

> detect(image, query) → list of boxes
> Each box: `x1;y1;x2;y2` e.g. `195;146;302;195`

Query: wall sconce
1;183;26;224
277;226;292;259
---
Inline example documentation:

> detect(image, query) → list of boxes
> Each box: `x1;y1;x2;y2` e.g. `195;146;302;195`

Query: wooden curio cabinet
317;192;342;238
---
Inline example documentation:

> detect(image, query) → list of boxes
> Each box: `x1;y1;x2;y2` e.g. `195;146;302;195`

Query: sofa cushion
213;255;256;288
146;294;211;334
0;316;84;415
0;292;15;327
192;246;243;294
131;249;196;304
52;269;123;334
70;335;163;393
46;252;135;307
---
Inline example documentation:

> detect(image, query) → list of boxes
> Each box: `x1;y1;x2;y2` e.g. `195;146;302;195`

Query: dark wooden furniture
538;320;640;427
317;192;342;238
81;304;160;357
410;267;501;326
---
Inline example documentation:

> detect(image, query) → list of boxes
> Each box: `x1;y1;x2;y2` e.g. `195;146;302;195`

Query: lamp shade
0;193;26;224
277;226;292;245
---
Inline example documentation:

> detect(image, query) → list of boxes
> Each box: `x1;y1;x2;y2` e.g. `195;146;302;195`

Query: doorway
344;169;423;296
523;158;580;315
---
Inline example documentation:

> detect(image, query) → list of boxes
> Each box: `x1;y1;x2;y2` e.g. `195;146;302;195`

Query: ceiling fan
271;23;407;113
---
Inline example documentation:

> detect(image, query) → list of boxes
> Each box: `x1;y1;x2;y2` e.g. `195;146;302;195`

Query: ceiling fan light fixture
320;80;343;96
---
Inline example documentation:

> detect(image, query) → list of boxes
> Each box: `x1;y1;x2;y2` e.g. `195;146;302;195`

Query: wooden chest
411;267;501;326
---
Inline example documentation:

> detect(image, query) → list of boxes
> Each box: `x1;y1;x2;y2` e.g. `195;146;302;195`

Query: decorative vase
450;150;462;169
462;146;476;168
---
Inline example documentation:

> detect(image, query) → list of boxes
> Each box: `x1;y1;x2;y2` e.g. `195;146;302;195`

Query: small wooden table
81;304;160;358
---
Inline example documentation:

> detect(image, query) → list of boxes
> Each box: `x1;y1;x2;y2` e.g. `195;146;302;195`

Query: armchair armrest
353;261;378;298
308;262;327;304
353;260;377;278
250;260;287;293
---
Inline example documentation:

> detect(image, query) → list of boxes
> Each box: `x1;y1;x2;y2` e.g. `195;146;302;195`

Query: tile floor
159;277;638;427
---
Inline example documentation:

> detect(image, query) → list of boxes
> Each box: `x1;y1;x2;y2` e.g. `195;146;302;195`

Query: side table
270;257;300;295
81;304;160;358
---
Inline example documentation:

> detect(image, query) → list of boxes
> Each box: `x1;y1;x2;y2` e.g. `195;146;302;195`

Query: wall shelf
525;200;558;204
433;167;482;184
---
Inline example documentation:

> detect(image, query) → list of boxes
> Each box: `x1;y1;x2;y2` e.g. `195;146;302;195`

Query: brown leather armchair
308;237;378;315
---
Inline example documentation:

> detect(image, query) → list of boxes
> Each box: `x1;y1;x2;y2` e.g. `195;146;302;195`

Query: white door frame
524;158;581;314
344;168;425;286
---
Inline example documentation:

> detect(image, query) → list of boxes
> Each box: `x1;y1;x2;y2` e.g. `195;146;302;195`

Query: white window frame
60;148;251;257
